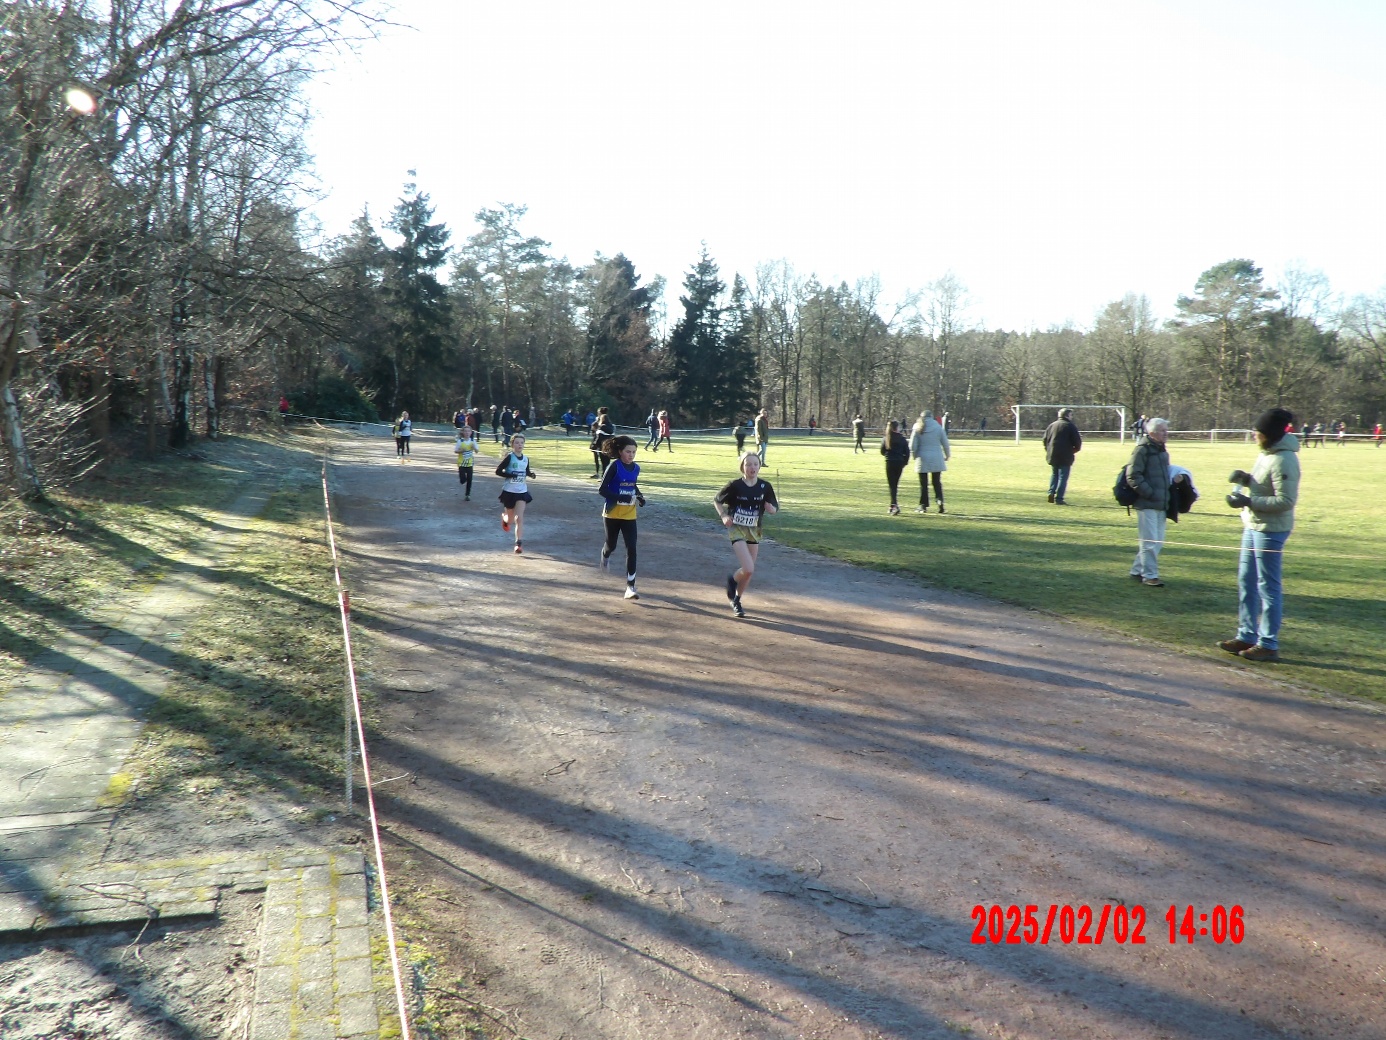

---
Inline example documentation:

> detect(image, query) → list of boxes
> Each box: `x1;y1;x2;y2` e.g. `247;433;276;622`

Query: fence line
320;454;413;1040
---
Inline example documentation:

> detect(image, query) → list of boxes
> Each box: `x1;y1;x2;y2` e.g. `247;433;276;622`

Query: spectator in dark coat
1042;408;1082;504
880;420;910;515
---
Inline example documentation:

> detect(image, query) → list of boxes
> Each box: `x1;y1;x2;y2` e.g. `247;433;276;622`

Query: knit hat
1254;407;1294;443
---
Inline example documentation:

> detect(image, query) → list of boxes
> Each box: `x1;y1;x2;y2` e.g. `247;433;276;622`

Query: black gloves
636;494;646;507
1228;469;1251;485
1225;492;1250;509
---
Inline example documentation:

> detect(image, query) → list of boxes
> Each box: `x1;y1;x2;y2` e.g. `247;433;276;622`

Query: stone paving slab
249;850;381;1040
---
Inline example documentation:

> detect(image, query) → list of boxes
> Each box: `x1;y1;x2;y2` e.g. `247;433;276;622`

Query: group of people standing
1045;405;1300;662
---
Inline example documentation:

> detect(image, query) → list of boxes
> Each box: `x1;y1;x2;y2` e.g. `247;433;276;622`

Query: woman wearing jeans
1220;408;1300;663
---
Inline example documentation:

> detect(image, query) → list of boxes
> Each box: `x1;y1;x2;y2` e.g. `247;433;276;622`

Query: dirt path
329;428;1385;1040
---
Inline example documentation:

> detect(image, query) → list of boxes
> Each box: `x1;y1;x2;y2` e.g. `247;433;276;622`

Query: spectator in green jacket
1219;408;1300;663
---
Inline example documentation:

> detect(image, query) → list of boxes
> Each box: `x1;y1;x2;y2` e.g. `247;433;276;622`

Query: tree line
6;1;1384;502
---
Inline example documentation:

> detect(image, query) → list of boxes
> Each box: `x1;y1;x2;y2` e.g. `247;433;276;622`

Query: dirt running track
325;428;1384;1040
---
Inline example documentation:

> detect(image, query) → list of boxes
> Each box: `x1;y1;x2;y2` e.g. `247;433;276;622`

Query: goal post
1012;405;1129;444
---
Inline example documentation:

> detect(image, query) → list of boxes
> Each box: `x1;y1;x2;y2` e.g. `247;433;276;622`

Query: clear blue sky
302;0;1386;331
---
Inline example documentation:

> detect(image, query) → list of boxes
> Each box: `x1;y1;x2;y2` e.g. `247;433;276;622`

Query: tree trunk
170;343;192;448
1;303;46;501
88;365;111;446
204;355;219;439
145;358;160;454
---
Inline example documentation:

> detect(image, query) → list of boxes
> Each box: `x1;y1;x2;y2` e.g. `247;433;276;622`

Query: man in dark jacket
1042;408;1082;504
1125;417;1172;586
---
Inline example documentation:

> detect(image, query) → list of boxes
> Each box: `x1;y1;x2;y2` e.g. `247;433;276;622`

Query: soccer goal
1011;404;1129;444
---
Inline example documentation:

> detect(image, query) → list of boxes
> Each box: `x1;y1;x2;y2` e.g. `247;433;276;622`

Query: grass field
521;427;1386;704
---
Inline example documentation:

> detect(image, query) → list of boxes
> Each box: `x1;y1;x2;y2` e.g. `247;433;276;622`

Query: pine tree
715;275;760;424
382;180;452;416
583;254;664;416
668;247;733;426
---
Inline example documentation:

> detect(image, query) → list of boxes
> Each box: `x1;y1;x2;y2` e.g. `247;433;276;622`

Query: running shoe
731;597;746;618
624;583;639;600
501;516;510;532
599;550;610;572
514;542;523;554
726;573;738;602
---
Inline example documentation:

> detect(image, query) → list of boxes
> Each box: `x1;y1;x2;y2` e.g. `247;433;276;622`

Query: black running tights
603;517;637;579
885;459;906;505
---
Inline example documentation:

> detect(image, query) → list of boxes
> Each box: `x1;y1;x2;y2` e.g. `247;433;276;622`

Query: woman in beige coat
909;410;951;513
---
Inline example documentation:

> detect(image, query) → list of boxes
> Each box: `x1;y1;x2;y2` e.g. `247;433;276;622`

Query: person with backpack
1042;408;1081;504
1219;408;1300;663
1124;417;1171;586
734;419;748;455
495;432;535;554
589;407;614;477
880;419;911;515
596;435;646;600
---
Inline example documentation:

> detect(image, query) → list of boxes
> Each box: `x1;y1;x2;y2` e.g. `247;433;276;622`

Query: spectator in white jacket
910;409;951;514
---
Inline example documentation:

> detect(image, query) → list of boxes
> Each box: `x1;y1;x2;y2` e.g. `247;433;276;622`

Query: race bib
732;506;759;527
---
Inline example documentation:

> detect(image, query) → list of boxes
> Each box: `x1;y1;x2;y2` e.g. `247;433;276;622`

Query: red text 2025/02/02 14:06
970;904;1246;946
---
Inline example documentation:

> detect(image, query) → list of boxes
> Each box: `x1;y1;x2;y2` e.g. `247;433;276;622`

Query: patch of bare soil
0;891;258;1039
333;430;1386;1040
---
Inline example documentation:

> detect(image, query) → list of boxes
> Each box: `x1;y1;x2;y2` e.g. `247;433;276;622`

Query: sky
301;0;1386;332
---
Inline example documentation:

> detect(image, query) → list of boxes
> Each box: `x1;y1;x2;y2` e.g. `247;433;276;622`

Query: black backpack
1113;466;1139;507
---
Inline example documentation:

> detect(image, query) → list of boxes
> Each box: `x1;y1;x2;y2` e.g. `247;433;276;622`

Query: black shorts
498;490;533;509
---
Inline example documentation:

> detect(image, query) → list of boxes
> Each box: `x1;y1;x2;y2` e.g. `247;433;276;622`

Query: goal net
1011;405;1129;443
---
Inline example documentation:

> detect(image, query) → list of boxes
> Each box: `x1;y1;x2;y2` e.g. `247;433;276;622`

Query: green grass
0;436;359;807
523;428;1386;703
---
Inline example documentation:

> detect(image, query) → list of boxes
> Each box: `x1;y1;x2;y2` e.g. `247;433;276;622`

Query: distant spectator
1042;408;1082;505
754;408;770;463
734;419;748;454
852;413;865;453
880;420;910;515
808;415;817;435
645;409;659;450
589;407;613;477
656;410;673;452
